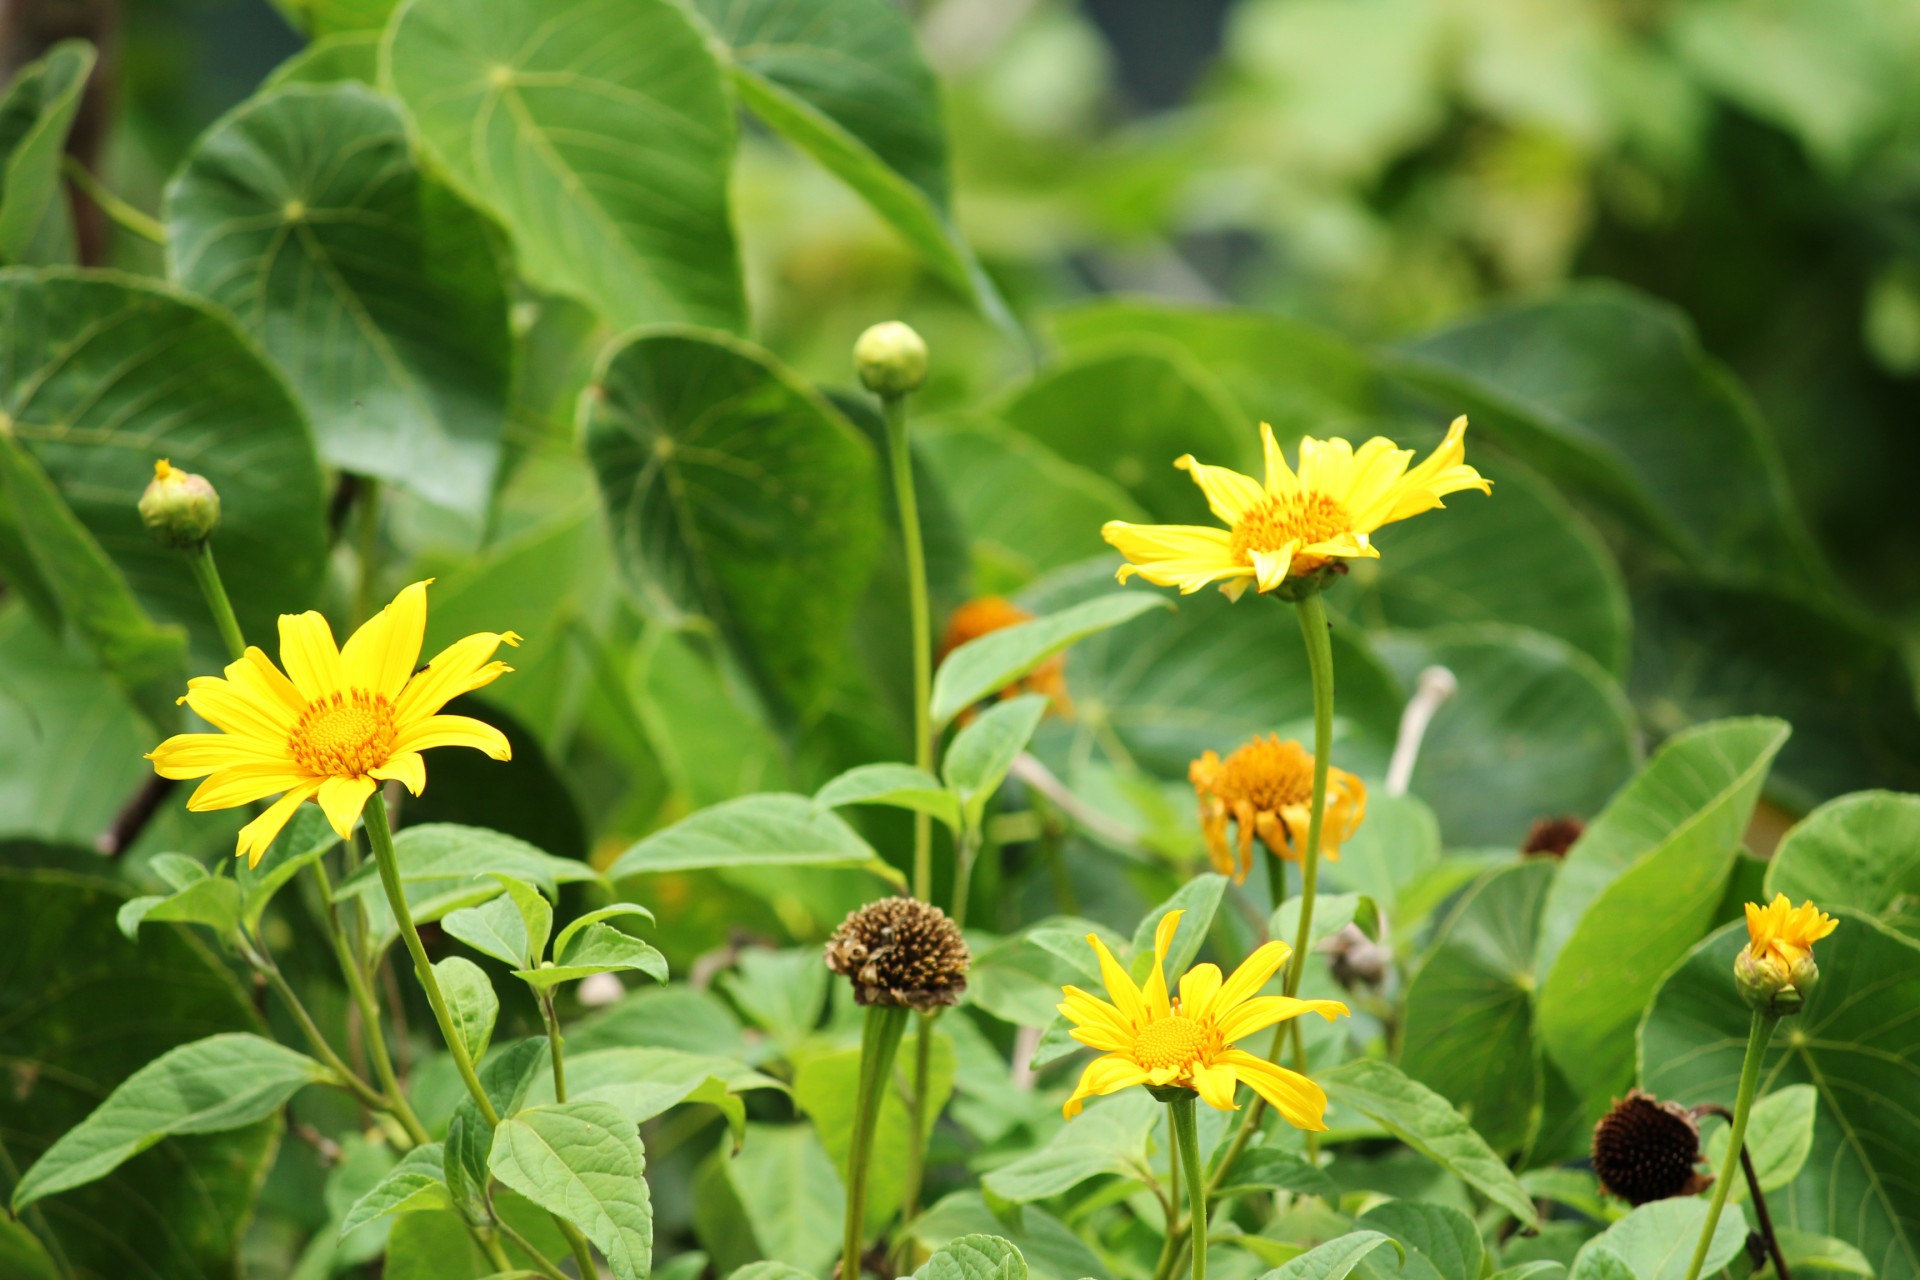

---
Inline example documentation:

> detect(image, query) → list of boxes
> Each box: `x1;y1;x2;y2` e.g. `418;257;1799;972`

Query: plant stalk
1168;1092;1207;1280
845;1005;910;1280
187;543;248;663
541;993;569;1103
1682;1011;1776;1280
881;392;934;903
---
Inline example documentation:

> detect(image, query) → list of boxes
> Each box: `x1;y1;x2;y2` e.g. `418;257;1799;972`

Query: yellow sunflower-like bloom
1190;736;1366;883
1744;894;1837;975
147;580;520;866
1102;417;1490;598
1059;910;1348;1128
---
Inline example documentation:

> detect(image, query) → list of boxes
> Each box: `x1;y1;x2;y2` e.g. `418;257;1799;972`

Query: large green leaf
609;792;899;883
0;41;93;265
0;432;185;730
688;0;1008;325
1340;454;1630;675
166;84;512;513
1630;579;1920;809
386;0;745;331
914;1235;1028;1280
490;1100;654;1280
0;865;283;1278
1767;790;1920;939
695;1122;842;1275
1535;718;1789;1113
1641;915;1920;1280
1261;1231;1401;1280
1398;860;1552;1153
930;590;1169;727
1567;1199;1747;1280
997;339;1250;524
1370;625;1640;845
1356;1200;1483;1280
583;327;882;718
1392;286;1825;585
981;1089;1156;1204
0;269;328;662
1320;1058;1539;1228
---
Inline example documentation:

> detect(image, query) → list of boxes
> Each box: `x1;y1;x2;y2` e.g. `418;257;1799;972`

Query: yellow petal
1260;423;1299;496
1192;1063;1241;1112
392;713;511;760
395;631;521;721
1338;438;1416;524
227;647;307;719
316;775;377;840
183;678;298;745
188;763;312;812
1063;1053;1151;1119
370;750;427;796
1060;985;1132;1038
1214;940;1293;1014
1102;521;1245;595
1252;546;1295;592
1140;909;1182;1020
1214;995;1350;1044
1086;933;1147;1026
278;611;346;701
148;732;286;780
341;579;431;700
1179;963;1223;1018
236;781;323;868
1295;435;1353;498
1218;1049;1329;1131
1175;456;1266;524
1069;1024;1133;1052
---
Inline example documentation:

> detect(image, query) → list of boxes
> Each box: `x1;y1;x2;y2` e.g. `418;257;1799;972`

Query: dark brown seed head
1592;1089;1712;1205
1522;815;1586;858
824;897;970;1012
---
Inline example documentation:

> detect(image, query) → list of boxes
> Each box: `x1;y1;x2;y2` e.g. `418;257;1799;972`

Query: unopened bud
853;321;928;397
1734;946;1813;1017
138;459;221;549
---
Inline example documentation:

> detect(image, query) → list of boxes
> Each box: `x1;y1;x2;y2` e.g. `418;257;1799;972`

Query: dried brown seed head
824;896;970;1012
1592;1089;1712;1205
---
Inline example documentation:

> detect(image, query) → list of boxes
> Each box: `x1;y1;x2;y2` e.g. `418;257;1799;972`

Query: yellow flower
1744;894;1837;974
1059;910;1348;1128
147;580;520;866
1190;736;1366;883
1102;417;1490;598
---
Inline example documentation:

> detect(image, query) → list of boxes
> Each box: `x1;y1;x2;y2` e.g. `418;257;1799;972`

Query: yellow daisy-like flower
1059;910;1348;1128
1744;894;1838;974
1102;416;1490;598
147;580;520;866
1190;736;1367;883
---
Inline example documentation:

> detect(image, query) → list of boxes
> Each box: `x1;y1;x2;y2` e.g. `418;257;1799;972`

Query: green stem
241;938;385;1112
61;155;165;245
541;994;568;1103
845;1005;910;1280
1683;1011;1776;1280
900;1017;935;1242
353;478;382;629
1168;1092;1207;1280
882;392;934;902
365;792;499;1126
1285;591;1335;1003
187;543;248;662
491;1212;573;1280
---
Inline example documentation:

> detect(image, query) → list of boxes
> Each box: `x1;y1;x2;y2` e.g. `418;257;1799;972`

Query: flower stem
1168;1092;1207;1280
1682;1011;1776;1280
881;392;934;903
1285;591;1335;1004
186;543;247;662
364;792;499;1126
845;1005;910;1280
540;993;568;1103
899;1018;936;1249
239;936;386;1112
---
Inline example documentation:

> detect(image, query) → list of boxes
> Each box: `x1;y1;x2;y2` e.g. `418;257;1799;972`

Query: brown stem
95;773;175;857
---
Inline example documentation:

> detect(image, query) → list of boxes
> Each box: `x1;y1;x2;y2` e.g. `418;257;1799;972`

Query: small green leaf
1271;892;1381;951
728;1265;815;1280
609;793;900;884
1214;1146;1338;1202
436;957;499;1064
1320;1058;1539;1228
339;1144;453;1237
930;593;1169;727
490;1100;654;1280
116;876;242;942
1258;1230;1402;1280
553;904;657;960
944;694;1047;827
913;1234;1028;1280
1772;1230;1876;1276
816;763;961;832
1568;1199;1746;1280
445;1107;492;1226
12;1033;331;1211
443;894;538;969
1704;1082;1817;1200
981;1090;1156;1204
514;924;669;992
236;806;339;931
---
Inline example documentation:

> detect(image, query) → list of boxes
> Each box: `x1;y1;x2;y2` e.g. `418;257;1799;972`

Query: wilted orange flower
1190;736;1366;882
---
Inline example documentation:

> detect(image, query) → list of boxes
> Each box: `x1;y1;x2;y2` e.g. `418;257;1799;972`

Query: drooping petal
1103;521;1247;595
278;611;346;701
1218;1050;1330;1131
394;631;521;721
1214;940;1293;1014
1175;456;1266;524
341;579;431;700
187;763;313;812
1063;1053;1151;1119
1214;995;1350;1044
1260;423;1299;496
1192;1063;1241;1112
235;781;323;868
1086;933;1147;1026
391;714;511;760
370;750;427;796
316;775;377;840
148;732;286;780
1251;546;1296;592
1179;963;1223;1018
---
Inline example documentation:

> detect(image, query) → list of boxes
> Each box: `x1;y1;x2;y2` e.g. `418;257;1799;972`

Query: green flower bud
138;459;221;549
853;321;928;397
1734;946;1811;1017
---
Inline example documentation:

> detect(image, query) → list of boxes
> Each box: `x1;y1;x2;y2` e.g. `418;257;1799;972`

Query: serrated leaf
930;592;1170;727
816;763;961;832
166;83;511;513
387;0;744;332
339;1144;453;1237
444;893;538;969
1320;1058;1539;1228
13;1032;330;1211
553;904;656;960
912;1192;1106;1280
609;793;899;884
514;924;669;991
1258;1230;1402;1280
913;1234;1028;1280
491;1100;653;1280
436;957;500;1064
944;694;1047;827
445;1106;492;1226
1356;1201;1483;1280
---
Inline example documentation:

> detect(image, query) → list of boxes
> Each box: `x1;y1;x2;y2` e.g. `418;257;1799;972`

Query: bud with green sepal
853;320;928;397
138;458;220;549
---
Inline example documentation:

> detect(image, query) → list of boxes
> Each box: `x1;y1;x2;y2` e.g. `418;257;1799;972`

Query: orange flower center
1229;491;1351;565
1133;1014;1209;1071
289;690;397;777
1203;736;1315;812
